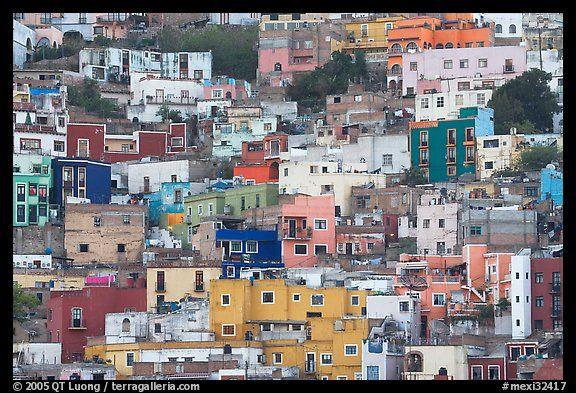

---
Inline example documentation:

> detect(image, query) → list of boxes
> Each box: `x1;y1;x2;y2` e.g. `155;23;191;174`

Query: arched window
122;318;131;333
225;91;232;99
390;43;402;53
390;64;401;75
26;38;32;51
52;41;57;48
495;24;502;34
406;352;423;372
428;43;432;49
406;42;418;53
435;43;444;49
274;62;282;71
509;24;516;34
444;42;454;49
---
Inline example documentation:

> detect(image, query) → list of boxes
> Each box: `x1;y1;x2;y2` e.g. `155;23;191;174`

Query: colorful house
13;153;52;227
209;278;371;380
409;107;494;183
216;229;283;278
51;157;111;206
539;167;563;207
233;133;288;184
280;194;337;268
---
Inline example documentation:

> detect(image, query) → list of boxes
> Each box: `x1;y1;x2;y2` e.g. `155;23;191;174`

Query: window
488;366;500;380
126;353;134;367
221;294;231;306
344;345;358;356
193;70;203;80
458;81;471;91
466;146;475;162
122;318;131;333
40;13;52;24
311;294;324;306
471;365;483;380
495;24;502;34
366;365;379;380
485;161;494;170
117;244;126;253
410;62;418;71
443;60;453;69
262;291;275;304
460;59;469;68
433;293;446;306
293;294;301;302
29;184;37;196
333;96;341;104
438;219;445;228
509;24;516;34
314;245;328;255
294;244;308;255
17;184;26;202
154;323;162;334
477;93;486;106
420;131;428;147
423;219;430;228
524;187;538;197
382;154;393;166
226;266;235;277
354;95;362;102
535;273;544;283
241;196;246;210
197;204;203;216
20;139;41;151
71;308;82;327
436;96;444;108
510;347;521;361
230;241;242;253
222;324;235;336
476;42;484;47
79;244;89;252
77;139;89;158
367;242;374;250
171;137;183;148
478;58;488;68
399;301;410;312
273;353;283;365
321;353;333;365
535;296;544;307
93;217;101;227
314;219;327;230
351;295;359;306
455;94;464;106
246;241;258;253
420;98;429;109
471;226;482;236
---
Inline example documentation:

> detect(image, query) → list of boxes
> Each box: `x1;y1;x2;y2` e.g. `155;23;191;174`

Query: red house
46;282;146;363
233;133;288;184
468;356;505;380
505;341;539;380
530;257;563;332
66;123;188;164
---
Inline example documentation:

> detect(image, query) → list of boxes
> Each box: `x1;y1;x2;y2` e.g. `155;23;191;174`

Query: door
195;271;204;291
420;316;428;339
306;353;316;373
143;177;150;193
28;205;38;224
346;243;353;255
155;89;164;103
288;219;296;238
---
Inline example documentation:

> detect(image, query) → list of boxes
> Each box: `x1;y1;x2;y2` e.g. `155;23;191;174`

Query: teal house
13;153;53;227
410;107;494;183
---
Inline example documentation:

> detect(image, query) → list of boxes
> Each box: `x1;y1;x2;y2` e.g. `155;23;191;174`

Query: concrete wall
128;160;190;194
342;134;411;174
13;20;36;69
13;224;65;257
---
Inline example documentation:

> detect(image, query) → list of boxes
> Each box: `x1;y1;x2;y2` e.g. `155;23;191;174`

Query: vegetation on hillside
68;78;123;118
13;283;41;322
287;51;368;111
488;69;561;134
157;25;259;81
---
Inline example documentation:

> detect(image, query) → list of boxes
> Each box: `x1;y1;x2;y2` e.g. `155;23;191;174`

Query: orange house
233;133;288;185
386;16;494;89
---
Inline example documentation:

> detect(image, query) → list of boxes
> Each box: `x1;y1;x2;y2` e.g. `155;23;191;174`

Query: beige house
64;204;147;265
278;160;388;217
404;344;469;380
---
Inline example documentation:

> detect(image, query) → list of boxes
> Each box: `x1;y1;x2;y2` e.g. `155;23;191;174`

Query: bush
68;78;123;118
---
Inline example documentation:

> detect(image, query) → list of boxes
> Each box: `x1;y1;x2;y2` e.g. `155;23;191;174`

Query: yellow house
13;83;31;103
13;269;87;290
146;262;221;312
336;16;406;60
210;278;371;380
85;339;262;379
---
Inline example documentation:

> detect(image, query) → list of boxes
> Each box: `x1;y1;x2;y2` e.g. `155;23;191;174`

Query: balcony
549;282;561;293
69;319;87;330
503;65;515;74
551;307;562;318
283;227;312;240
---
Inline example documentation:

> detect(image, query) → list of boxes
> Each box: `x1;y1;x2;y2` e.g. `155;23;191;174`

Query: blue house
216;229;283;278
540;167;563;207
51;158;111;206
144;181;208;227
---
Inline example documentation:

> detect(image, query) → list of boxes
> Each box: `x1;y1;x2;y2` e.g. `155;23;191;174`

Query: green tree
497;298;511;311
156;103;183;122
287;51;368;111
25;112;32;125
488;69;561;134
401;167;428;187
13;283;41;322
68;78;123;118
516;145;560;171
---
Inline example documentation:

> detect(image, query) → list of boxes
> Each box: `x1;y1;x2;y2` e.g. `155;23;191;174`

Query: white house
128;158;193;194
476;13;523;39
13;19;36;69
416;192;460;255
341;133;411;174
13;343;62;366
510;250;532;340
13;254;53;269
366;294;421;340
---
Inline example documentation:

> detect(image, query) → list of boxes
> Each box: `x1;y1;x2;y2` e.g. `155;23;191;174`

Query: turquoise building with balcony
13;153;53;227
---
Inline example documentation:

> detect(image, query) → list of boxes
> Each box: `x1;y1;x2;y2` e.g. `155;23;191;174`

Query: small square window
123;215;130;224
79;244;89;252
117;244;126;252
262;291;275;304
293;294;301;302
221;294;230;306
351;295;359;306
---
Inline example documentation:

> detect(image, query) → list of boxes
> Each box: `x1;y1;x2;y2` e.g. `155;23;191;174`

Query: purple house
401;46;527;96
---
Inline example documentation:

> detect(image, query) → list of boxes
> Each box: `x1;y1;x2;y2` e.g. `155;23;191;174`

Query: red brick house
530;257;563;332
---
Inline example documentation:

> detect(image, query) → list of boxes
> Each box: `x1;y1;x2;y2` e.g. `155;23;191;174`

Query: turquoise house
410;107;494;183
13;153;53;227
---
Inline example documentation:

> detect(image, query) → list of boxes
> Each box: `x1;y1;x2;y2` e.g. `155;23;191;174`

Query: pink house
203;77;251;100
280;194;336;268
401;45;527;95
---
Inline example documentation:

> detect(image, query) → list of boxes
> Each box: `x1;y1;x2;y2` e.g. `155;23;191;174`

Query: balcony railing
549;282;561;293
283;227;312;240
503;65;515;74
431;275;461;283
146;97;198;105
551;307;562;318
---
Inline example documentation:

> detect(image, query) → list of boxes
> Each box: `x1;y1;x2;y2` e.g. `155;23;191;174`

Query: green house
410;107;494;183
13;154;53;227
181;183;279;248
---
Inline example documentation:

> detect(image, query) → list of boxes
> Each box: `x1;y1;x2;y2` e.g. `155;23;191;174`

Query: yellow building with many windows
210;278;371;380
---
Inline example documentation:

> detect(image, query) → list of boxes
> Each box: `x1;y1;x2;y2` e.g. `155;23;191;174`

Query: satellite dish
399;274;428;292
545;164;556;170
